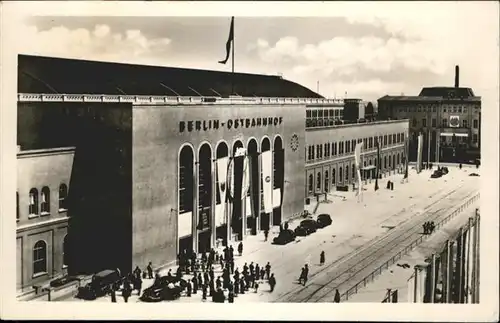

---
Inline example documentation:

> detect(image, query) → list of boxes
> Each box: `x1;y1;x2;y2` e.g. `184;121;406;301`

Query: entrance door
198;230;211;254
179;236;193;258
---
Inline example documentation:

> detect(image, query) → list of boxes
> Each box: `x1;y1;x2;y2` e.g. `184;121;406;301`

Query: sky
8;1;500;106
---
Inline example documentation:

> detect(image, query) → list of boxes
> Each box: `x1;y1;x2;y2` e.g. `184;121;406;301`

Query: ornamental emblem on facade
265;176;271;183
290;134;299;152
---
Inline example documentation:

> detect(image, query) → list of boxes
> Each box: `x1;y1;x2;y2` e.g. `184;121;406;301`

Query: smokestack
455;65;460;88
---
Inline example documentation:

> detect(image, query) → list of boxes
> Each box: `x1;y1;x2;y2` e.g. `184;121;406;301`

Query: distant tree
366;102;375;115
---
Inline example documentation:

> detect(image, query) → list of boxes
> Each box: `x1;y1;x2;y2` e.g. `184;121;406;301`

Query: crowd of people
111;242;278;303
423;221;436;235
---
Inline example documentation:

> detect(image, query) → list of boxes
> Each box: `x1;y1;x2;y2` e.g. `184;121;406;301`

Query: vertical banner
216;157;229;226
354;142;363;197
241;153;251;218
230;148;245;231
407;273;416;303
374;139;380;190
261;150;273;213
417;133;424;173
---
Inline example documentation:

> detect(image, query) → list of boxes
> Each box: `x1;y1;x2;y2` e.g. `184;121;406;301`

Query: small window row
18;184;68;221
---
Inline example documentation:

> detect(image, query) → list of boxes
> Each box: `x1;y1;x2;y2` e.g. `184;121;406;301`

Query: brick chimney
454;65;459;88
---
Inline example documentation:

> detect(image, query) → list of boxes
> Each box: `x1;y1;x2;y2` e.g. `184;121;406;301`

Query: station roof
18;54;323;99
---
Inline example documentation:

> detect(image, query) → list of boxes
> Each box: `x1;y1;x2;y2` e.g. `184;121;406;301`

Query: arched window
41;187;50;214
59;184;68;211
392;155;396;170
198;144;212;231
397;153;400;166
179;145;194;214
29;188;38;216
384;156;387;169
63;235;68;267
316;172;321;191
339;167;343;184
345;165;349;182
332;168;336;185
308;174;313;194
352;164;355;179
388;155;392;168
33;240;47;275
369;159;372;166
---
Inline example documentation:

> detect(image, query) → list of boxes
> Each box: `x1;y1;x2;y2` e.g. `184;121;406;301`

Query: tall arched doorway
308;174;313;195
215;142;229;245
392;155;396;170
260;137;271;231
178;145;194;254
231;140;244;240
339;167;343;185
345;165;349;184
247;139;259;235
273;136;284;226
197;143;212;253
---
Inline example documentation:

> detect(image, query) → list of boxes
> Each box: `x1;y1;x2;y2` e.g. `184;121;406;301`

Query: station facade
16;54;409;291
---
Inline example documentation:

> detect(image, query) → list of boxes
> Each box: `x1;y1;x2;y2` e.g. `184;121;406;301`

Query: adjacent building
377;66;481;163
16;54;409;292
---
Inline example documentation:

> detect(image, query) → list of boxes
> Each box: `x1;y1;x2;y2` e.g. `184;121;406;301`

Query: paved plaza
65;165;480;303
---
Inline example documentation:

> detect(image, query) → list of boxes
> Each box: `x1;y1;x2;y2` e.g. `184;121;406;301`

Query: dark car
431;170;442;178
272;229;296;245
316;214;333;228
294;219;318;236
469;173;480;177
76;269;122;300
441;167;449;175
140;275;187;302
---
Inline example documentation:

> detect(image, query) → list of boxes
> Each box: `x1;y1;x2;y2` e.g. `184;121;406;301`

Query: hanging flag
241;152;250;200
216;156;229;225
417;133;424;173
218;17;234;64
261;150;273;213
403;138;409;180
374;139;380;191
354;142;363;196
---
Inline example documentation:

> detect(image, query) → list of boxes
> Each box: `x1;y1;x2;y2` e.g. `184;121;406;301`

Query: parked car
76;269;122;300
140;275;187;302
316;213;333;228
272;229;296;245
431;170;442;178
469;173;480;177
441;167;449;175
294;219;318;236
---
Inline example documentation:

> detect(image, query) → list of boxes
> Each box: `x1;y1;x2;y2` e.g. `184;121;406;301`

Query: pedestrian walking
229;245;234;260
264;229;269;241
260;268;265;280
265;262;271;280
234;278;240;295
204;272;209;285
243;262;249;275
238;242;243;256
423;222;427;234
133;266;142;279
110;287;117;303
268;273;276;292
202;284;207;300
255;281;259;293
390;182;394;191
320;251;325;265
136;276;142;296
249;262;255;276
216;276;222;290
228;290;235;303
334;289;341;303
192;275;198;294
147;262;153;279
255;264;260;280
234;268;240;281
230;259;235;274
239;278;245;294
122;285;131;303
186;279;192;297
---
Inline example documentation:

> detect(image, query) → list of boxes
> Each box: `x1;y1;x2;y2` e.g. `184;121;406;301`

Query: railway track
273;184;478;302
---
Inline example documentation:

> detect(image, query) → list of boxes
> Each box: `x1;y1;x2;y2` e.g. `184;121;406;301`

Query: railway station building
16;54;409;291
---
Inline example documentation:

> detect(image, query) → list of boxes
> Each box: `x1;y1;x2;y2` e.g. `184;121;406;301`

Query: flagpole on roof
232;17;235;96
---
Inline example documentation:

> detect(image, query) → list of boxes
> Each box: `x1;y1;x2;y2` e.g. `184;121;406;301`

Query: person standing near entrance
269;273;276;292
265;262;271;280
320;251;325;265
264;229;269;242
238;242;243;256
147;262;153;279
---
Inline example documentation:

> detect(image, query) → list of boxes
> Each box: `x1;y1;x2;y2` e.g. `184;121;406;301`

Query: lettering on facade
179;117;283;133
